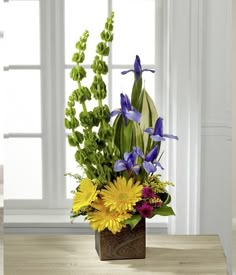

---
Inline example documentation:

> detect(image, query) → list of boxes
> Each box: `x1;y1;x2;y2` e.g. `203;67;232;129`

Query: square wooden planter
95;218;146;260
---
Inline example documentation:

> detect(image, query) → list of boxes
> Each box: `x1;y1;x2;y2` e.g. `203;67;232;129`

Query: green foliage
113;115;144;157
143;174;175;194
131;79;158;155
152;205;175;216
124;214;142;230
112;62;158;161
65;12;119;184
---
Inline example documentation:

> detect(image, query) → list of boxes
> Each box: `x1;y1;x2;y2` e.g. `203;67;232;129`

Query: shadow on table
106;246;226;274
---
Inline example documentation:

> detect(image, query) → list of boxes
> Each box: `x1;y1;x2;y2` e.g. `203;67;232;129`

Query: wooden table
4;235;227;275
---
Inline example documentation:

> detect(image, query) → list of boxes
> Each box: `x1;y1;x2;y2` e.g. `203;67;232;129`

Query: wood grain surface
95;218;145;260
4;234;227;275
0;208;3;275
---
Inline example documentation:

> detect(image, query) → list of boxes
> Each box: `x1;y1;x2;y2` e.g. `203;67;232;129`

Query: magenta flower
135;202;142;211
155;201;162;208
138;203;153;218
142;187;155;198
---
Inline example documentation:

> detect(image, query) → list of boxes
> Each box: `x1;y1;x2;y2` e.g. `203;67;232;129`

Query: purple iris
114;151;141;175
133;145;164;174
144;117;178;142
121;55;155;80
110;93;141;125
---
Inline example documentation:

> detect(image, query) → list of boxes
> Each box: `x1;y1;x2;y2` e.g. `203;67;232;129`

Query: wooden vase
95;218;146;260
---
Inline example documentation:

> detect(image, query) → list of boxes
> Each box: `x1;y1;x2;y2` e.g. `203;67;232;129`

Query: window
3;0;42;204
0;1;5;167
4;0;166;224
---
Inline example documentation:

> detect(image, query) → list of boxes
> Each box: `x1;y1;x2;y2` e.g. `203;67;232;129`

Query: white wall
232;1;236;273
200;0;232;272
233;0;236;223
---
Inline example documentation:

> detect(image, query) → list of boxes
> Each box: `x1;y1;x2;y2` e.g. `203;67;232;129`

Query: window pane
0;38;4;165
65;0;107;64
4;138;42;199
112;0;155;64
112;69;155;110
5;1;40;64
4;70;41;133
66;141;83;199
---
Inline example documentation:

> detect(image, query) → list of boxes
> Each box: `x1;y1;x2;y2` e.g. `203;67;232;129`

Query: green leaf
131;77;143;109
132;122;144;155
161;193;171;205
152;205;175;216
74;131;84;144
113;114;123;157
64;118;71;129
140;89;158;154
123;120;133;153
68;135;77;147
70;117;79;128
124;214;142;230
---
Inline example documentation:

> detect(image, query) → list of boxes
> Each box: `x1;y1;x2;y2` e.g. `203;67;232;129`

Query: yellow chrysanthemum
88;199;131;234
101;176;143;213
72;178;99;212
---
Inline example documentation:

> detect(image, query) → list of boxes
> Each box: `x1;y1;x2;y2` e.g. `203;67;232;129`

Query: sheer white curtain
166;0;202;235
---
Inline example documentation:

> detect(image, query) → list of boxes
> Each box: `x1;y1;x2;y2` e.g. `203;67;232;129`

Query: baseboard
4;222;168;235
4;212;168;234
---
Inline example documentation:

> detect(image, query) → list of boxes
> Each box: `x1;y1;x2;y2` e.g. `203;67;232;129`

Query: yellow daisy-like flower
101;176;143;213
72;178;99;212
88;199;131;234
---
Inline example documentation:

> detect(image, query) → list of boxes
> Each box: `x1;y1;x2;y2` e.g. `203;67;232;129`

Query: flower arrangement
65;12;178;235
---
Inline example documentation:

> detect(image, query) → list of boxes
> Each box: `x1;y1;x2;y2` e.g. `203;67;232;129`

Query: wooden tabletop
4;234;227;275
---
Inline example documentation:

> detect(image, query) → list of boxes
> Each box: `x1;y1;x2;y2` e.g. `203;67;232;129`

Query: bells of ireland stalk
121;55;158;155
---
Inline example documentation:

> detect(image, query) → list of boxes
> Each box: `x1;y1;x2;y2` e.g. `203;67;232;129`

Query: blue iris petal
145;145;159;162
133;147;145;159
121;55;155;80
142;68;156;74
144;117;178;142
114;160;127;172
143;161;156;174
133;145;163;175
144;127;154;135
110;109;121;117
125;109;141;123
154;161;164;170
134;55;142;80
154;117;164;136
151;135;165;142
121;69;134;75
132;164;141;175
113;151;140;175
163;134;179;140
110;93;141;125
